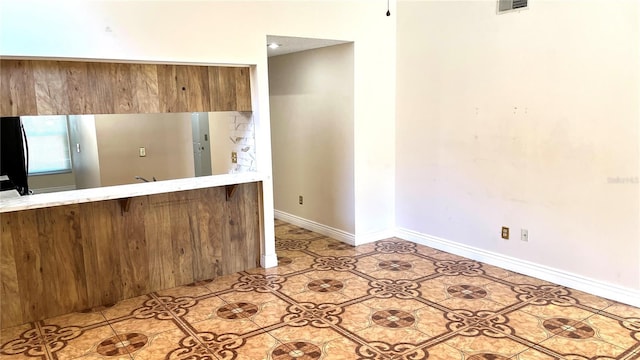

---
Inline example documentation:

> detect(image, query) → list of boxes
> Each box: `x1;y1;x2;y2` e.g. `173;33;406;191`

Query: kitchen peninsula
1;170;265;329
0;59;265;329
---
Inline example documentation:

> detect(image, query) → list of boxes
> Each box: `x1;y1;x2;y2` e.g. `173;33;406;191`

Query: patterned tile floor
2;220;639;359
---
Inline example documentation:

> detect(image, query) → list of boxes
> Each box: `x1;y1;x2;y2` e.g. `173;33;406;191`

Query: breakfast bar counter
0;172;264;213
0;174;265;328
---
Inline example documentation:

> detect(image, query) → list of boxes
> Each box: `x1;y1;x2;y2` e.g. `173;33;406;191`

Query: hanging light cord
386;0;391;16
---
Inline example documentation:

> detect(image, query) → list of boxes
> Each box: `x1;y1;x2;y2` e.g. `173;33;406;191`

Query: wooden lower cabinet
0;182;261;329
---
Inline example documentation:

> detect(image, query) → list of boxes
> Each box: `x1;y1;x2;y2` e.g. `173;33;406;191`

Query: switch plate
501;226;509;240
231;152;238;164
521;229;529;242
139;147;146;157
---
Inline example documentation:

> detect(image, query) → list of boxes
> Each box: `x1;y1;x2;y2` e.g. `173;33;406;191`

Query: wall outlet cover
501;226;509;240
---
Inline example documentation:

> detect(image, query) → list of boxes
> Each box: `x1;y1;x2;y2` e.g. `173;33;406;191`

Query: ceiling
266;35;350;57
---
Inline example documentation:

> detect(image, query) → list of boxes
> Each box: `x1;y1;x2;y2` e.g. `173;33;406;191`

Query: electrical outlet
139;147;146;157
501;226;509;240
298;195;303;205
231;152;238;164
521;229;529;242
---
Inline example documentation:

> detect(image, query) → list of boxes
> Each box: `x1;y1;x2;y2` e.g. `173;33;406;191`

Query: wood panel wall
0;60;252;116
0;182;261;329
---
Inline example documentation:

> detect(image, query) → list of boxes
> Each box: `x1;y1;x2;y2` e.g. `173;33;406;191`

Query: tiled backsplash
228;112;256;173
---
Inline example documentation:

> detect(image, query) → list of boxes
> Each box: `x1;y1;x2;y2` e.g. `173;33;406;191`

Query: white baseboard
396;227;640;308
355;228;397;246
270;212;640;307
261;253;278;268
274;210;356;245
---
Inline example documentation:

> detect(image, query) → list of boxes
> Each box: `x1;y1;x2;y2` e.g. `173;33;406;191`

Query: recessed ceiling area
266;35;350;57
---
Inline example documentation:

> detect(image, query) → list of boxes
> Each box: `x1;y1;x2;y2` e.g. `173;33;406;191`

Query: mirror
18;112;255;194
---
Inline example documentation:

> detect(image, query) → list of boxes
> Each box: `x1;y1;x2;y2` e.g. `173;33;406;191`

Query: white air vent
497;0;528;13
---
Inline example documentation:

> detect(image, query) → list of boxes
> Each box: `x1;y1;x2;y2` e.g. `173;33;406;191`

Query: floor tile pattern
2;220;639;359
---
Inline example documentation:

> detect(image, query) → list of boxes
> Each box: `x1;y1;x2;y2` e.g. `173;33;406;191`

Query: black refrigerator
1;116;29;195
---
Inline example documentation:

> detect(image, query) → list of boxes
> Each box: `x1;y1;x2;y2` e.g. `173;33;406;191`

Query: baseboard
270;213;640;307
261;253;278;268
274;210;356;245
396;227;640;308
355;228;397;246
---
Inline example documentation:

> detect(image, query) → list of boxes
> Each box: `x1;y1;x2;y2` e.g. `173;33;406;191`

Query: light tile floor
2;220;639;359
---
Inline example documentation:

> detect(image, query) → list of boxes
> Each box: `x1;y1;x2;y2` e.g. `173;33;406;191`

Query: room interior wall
27;172;76;194
0;0;397;265
396;0;640;297
269;43;356;235
94;113;195;186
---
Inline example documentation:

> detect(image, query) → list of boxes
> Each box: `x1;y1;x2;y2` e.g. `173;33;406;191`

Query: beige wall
269;43;356;234
209;114;230;175
396;1;639;290
28;172;75;194
94;113;195;186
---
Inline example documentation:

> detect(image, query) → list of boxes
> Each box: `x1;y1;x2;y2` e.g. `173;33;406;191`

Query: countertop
0;172;265;213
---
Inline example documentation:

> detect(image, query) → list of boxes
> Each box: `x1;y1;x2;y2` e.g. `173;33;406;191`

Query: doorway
191;112;212;177
267;35;356;239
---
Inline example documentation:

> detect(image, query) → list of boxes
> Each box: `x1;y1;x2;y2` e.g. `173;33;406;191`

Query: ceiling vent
497;0;528;13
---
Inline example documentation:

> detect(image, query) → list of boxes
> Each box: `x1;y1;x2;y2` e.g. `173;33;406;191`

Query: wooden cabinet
157;64;209;113
0;60;38;115
0;59;252;116
209;66;252;111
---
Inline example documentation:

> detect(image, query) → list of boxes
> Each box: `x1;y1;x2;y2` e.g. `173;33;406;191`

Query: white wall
396;0;640;293
0;0;397;265
269;43;355;234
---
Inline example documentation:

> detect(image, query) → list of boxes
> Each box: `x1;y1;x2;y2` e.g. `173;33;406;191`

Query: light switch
139;147;146;157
